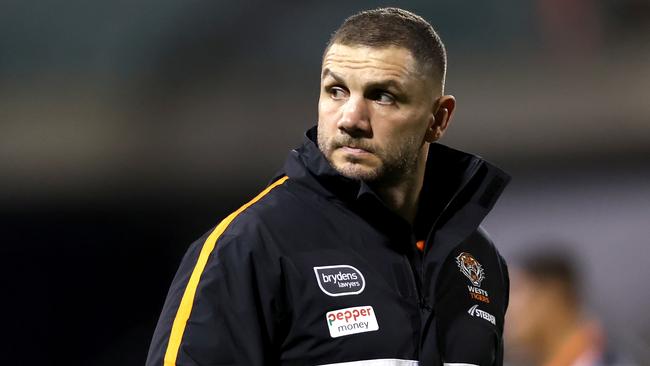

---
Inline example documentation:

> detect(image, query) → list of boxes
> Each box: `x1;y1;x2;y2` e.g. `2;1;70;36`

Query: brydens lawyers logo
326;306;379;338
313;265;365;297
456;252;485;287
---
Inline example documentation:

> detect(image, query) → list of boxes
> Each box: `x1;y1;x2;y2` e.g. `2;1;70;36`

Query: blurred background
1;0;649;365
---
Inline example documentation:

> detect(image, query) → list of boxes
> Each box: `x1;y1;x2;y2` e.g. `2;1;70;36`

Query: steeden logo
313;265;366;297
468;304;496;325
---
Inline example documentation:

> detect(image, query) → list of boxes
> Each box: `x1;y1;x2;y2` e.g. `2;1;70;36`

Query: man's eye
329;87;348;100
375;92;395;105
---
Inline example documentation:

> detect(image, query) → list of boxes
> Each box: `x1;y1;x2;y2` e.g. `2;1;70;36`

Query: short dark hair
518;247;582;304
325;7;447;89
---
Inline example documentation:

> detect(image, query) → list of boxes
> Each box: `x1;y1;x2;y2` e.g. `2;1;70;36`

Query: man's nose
337;96;370;136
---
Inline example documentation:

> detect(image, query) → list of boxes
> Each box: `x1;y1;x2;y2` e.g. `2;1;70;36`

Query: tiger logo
456;252;485;287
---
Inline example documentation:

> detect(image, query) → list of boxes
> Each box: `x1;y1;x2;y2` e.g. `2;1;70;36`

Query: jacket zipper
416;159;482;356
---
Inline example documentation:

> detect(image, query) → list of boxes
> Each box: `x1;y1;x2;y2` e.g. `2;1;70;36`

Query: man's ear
425;95;456;143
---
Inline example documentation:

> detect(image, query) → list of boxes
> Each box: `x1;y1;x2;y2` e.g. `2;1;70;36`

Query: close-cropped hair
518;246;582;304
325;7;447;90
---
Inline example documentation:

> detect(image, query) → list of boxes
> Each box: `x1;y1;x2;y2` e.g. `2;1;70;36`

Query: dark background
2;1;649;364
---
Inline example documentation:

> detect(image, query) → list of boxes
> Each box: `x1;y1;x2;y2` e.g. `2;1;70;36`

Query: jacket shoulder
470;226;508;268
223;176;335;238
219;178;302;231
466;226;510;311
466;226;509;279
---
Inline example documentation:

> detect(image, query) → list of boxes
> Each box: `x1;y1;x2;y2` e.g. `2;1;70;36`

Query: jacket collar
281;126;375;202
278;126;510;240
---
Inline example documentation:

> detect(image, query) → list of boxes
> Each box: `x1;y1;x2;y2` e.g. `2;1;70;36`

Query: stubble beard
317;129;422;186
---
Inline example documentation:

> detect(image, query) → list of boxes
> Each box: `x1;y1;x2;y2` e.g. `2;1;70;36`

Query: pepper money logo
455;252;485;287
326;305;379;338
314;265;365;297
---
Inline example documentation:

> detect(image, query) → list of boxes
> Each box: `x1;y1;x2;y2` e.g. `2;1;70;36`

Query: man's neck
372;148;428;226
537;308;582;366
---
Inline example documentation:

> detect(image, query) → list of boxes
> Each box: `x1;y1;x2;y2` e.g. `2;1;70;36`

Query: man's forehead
321;44;420;80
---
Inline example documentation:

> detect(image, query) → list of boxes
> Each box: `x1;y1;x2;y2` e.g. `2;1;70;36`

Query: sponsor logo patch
314;265;365;297
456;252;485;287
467;285;490;303
468;304;496;325
326;305;379;338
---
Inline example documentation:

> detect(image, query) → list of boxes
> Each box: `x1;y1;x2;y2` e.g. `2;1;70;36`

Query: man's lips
340;146;372;154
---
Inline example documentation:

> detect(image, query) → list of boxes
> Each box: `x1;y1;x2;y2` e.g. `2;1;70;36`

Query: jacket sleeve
146;214;286;366
434;244;509;366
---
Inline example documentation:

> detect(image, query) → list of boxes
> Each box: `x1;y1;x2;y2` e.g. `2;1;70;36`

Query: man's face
317;44;438;184
506;270;563;355
506;270;542;346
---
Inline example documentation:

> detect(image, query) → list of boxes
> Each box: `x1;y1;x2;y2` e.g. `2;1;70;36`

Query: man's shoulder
216;177;295;235
177;178;297;267
451;226;509;288
209;176;331;250
225;176;321;227
443;226;510;317
467;226;507;264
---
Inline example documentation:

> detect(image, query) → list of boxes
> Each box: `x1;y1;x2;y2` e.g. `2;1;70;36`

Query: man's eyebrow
321;68;344;83
322;68;405;92
366;79;405;92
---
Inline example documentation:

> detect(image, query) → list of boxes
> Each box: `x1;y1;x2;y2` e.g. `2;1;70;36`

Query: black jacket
147;127;510;366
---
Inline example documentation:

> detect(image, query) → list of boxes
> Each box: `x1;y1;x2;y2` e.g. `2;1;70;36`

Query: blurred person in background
147;7;511;366
506;247;635;366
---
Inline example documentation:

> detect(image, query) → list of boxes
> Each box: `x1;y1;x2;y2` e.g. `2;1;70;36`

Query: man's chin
332;162;381;182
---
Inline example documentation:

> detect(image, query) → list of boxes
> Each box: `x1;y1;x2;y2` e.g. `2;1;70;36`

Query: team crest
456;252;485;287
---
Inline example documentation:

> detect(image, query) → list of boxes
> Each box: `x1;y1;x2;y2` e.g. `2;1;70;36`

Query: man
506;248;636;366
147;7;510;366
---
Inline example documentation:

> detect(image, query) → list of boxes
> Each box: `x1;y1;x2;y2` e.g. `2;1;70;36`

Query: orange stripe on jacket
163;176;289;366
